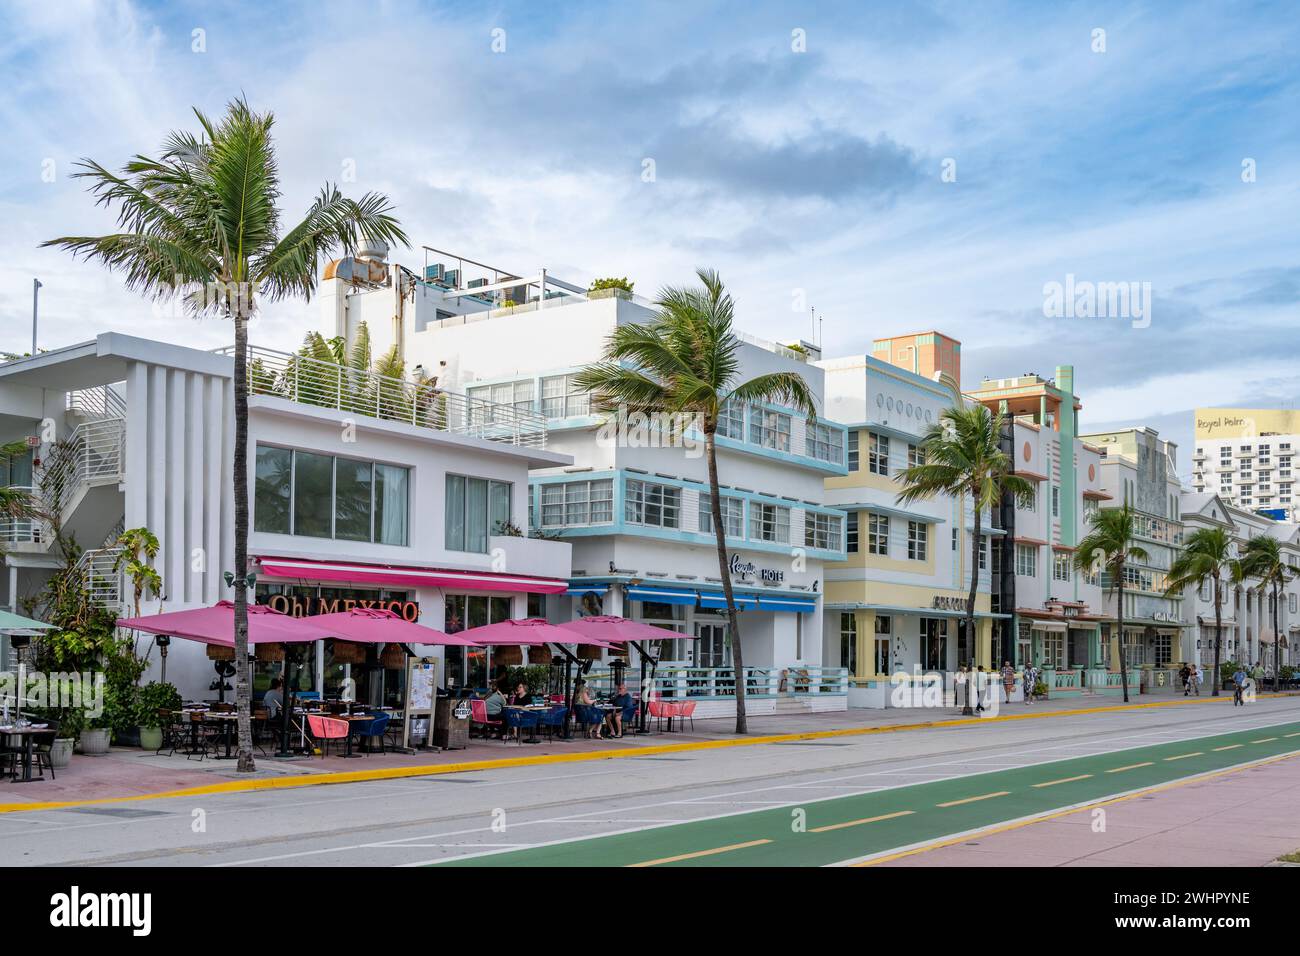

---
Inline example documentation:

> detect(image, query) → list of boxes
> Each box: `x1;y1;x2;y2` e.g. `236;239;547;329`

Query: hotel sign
730;554;785;584
931;596;967;612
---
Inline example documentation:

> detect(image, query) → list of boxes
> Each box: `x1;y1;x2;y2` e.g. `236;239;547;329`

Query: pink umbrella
117;600;333;646
559;616;682;645
457;617;611;647
310;607;480;647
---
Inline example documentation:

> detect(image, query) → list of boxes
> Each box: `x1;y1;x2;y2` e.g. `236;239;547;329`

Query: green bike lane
434;719;1300;867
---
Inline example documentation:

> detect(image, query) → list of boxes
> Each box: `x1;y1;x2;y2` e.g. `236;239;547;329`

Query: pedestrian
1232;665;1247;706
1023;662;1036;704
1190;663;1201;696
1001;660;1015;704
974;665;988;712
1179;663;1191;696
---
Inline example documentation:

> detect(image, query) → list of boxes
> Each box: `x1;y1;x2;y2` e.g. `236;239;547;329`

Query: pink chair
677;700;697;732
306;714;349;759
469;698;502;739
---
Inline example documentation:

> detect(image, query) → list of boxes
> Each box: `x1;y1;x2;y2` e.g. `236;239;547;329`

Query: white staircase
76;544;125;612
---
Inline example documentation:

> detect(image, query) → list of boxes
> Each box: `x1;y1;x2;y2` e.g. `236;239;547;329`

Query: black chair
29;720;60;780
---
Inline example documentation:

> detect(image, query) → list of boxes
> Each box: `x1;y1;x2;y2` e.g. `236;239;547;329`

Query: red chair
677;700;697;732
469;698;503;739
306;714;349;758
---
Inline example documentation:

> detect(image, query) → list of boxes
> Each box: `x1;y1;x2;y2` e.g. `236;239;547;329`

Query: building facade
818;332;1002;708
967;367;1109;670
1192;407;1300;521
1077;426;1189;675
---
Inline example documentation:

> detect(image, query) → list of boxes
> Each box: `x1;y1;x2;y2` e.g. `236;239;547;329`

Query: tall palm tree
1077;505;1149;703
44;98;408;771
1236;534;1296;692
896;404;1033;714
574;269;817;734
1165;526;1234;698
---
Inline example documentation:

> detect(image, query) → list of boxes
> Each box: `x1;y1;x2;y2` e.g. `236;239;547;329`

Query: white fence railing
584;664;849;699
78;546;124;610
67;384;127;420
2;419;125;545
220;345;548;450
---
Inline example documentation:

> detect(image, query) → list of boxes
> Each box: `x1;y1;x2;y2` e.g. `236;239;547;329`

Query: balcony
223;345;547;449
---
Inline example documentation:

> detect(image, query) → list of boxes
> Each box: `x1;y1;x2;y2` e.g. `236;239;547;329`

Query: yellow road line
810;810;914;833
1106;762;1154;773
1213;744;1244;752
937;791;1009;808
628;839;771;867
1;692;1293;815
854;750;1300;867
1032;774;1092;788
1253;737;1279;743
1165;752;1203;761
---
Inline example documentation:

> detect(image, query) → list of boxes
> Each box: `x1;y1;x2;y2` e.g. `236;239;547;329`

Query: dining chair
305;714;349;758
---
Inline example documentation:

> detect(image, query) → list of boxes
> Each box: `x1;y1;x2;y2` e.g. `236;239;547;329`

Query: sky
1;0;1297;483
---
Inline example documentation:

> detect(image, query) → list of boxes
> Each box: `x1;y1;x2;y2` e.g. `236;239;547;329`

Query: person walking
974;666;987;713
1179;663;1191;696
1001;660;1016;705
1189;662;1202;697
1023;662;1036;704
1232;665;1247;706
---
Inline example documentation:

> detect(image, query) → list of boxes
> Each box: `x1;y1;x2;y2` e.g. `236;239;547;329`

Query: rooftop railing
220;345;548;450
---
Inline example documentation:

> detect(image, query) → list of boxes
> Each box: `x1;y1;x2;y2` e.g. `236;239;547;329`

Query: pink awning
117;600;334;646
309;607;480;647
457;617;585;646
559;616;682;645
256;556;568;594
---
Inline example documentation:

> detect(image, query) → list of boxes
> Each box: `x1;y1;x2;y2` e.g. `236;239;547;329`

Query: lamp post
155;634;171;684
31;278;41;356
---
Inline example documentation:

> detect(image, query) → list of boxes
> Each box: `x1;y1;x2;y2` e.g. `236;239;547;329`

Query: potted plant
135;681;181;751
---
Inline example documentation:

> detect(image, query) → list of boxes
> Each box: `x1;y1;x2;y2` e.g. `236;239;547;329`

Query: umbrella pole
275;646;299;759
630;640;658;734
548;643;579;741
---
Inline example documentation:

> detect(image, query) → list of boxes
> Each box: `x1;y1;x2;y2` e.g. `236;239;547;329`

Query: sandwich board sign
403;656;439;751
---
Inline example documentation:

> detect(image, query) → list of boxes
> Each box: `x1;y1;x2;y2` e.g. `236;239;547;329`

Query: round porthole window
876;393;884;408
906;403;913;416
925;410;932;422
886;397;894;411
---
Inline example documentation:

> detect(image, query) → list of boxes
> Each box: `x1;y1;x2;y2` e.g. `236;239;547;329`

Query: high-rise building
1191;408;1300;520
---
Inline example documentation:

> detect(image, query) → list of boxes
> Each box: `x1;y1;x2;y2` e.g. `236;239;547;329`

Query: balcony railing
221;345;547;449
583;664;849;699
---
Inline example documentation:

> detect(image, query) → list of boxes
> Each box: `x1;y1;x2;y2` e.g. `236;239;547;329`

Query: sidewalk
1;691;1288;811
875;750;1300;867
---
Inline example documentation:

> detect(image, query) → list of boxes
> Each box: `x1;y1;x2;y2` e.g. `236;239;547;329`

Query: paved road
4;697;1298;867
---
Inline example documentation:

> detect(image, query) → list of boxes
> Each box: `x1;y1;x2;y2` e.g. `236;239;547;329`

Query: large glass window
718;399;746;440
700;493;744;537
805;511;843;551
540;374;591;419
847;431;859;471
1016;543;1038;577
907;521;927;561
839;613;857;675
806;421;844;465
625;479;681;528
846;511;858;553
255;446;409;545
748;407;791;452
749;502;790;543
868;514;889;555
869;433;890;475
538;479;614;528
445;475;512;552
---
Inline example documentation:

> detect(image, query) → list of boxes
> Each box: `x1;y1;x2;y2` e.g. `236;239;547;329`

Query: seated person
605;682;634;738
573;680;602;739
262;677;284;719
483;682;508;738
509;681;532;706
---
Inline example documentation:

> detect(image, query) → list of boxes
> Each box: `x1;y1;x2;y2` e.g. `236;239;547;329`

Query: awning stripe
627;585;698;605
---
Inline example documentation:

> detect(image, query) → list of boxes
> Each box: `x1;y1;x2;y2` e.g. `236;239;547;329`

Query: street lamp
31;278;41;356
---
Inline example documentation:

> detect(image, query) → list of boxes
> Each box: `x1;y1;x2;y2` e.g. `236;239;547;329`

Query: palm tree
896;404;1033;714
1236;535;1296;692
1077;505;1149;703
574;269;817;734
1165;527;1234;697
1;440;44;553
44;98;408;771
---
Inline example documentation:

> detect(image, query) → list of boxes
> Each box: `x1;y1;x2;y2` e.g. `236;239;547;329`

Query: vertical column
123;362;150;532
147;366;168;578
204;375;224;604
857;609;874;680
185;373;204;605
166;369;186;608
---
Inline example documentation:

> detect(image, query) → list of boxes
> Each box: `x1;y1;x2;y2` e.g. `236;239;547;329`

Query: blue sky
2;0;1298;474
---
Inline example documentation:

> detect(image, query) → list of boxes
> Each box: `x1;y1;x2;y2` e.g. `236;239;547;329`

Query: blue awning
758;595;818;614
564;584;610;596
627;585;698;605
698;591;759;610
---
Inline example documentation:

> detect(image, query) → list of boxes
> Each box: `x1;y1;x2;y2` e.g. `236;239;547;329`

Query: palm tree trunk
232;308;255;772
963;504;981;715
1273;579;1281;693
1211;572;1222;697
1116;563;1129;703
705;433;745;734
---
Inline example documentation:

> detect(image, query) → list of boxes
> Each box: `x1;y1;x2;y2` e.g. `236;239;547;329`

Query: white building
321;244;850;716
1192;408;1300;520
1178;492;1300;672
0;331;573;704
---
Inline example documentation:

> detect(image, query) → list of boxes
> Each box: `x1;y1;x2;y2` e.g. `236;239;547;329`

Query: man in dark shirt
605;683;635;738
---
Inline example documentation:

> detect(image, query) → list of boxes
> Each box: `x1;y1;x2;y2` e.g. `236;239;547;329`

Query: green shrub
134;681;182;728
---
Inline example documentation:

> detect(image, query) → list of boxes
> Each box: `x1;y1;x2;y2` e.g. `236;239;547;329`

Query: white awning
1032;621;1068;634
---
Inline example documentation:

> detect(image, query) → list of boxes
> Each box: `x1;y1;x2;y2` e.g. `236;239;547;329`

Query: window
1016;543;1037;577
540;479;615;528
1023;485;1038;513
1051;486;1060;518
907;443;925;468
869;433;890;476
718;399;745;440
699;493;743;537
1053;551;1071;582
445;475;512;552
254;445;409;545
806;421;844;465
625;479;681;528
847;431;859;471
839;613;857;674
846;511;859;553
875;615;892;674
907;521;927;561
805;511;843;550
868;514;890;555
540;374;591;419
749;502;790;543
748;407;791;452
467;379;535;422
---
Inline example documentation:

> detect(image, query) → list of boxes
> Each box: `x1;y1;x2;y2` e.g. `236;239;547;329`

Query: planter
49;738;74;769
138;726;164;751
79;728;111;755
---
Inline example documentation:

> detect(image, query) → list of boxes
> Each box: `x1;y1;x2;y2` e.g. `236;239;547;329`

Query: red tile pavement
877;753;1300;867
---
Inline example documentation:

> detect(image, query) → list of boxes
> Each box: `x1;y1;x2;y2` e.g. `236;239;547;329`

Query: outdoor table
203;713;239;759
502;705;548;744
332;714;374;758
0;726;48;783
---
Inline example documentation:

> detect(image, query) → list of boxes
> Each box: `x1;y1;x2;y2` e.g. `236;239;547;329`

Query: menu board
402;657;439;750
